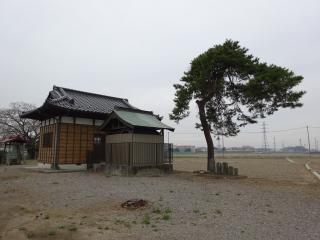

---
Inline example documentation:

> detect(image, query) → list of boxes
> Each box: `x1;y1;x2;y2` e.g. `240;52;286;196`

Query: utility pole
306;126;311;158
299;138;302;146
273;136;276;152
262;122;268;152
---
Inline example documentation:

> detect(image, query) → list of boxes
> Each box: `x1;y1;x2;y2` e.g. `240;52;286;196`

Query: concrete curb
305;162;320;181
286;157;295;164
305;163;311;170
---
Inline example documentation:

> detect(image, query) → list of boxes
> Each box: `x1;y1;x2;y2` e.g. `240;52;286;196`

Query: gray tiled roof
20;86;136;120
48;86;134;114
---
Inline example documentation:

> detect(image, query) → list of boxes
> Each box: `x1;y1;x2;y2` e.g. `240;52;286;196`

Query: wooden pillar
51;117;61;170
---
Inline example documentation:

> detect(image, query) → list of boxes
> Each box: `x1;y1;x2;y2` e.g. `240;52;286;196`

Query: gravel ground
0;157;320;240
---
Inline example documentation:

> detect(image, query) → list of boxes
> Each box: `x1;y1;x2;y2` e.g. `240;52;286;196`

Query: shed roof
21;86;135;120
101;108;174;131
0;135;27;143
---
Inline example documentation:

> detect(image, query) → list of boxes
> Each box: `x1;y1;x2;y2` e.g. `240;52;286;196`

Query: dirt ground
0;155;320;240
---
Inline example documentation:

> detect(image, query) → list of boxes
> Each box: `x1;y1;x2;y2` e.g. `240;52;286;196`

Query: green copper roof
113;109;174;131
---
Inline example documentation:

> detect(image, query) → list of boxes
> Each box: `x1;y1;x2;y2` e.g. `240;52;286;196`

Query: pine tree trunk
196;100;215;172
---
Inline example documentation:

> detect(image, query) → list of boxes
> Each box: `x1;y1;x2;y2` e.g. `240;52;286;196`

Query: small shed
100;108;174;173
0;135;27;165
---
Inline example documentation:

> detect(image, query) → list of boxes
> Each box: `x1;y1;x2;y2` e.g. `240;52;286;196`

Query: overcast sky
1;0;319;148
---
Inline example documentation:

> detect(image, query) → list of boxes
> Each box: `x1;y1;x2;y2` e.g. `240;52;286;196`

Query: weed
164;208;172;214
58;225;65;229
142;215;151;225
162;213;170;220
44;215;50;220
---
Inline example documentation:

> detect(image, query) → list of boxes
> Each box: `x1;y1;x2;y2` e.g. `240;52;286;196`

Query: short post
228;166;234;176
234;168;238;176
222;162;228;175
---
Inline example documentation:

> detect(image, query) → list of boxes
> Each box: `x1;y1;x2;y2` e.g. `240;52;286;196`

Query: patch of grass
162;213;170;220
193;209;200;214
44;215;50;220
142;215;151;225
164;208;172;214
58;225;65;229
132;220;137;224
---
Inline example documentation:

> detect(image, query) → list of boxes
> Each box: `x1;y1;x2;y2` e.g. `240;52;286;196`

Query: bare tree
0;102;40;158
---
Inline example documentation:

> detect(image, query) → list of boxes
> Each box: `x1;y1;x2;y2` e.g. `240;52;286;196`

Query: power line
174;126;308;135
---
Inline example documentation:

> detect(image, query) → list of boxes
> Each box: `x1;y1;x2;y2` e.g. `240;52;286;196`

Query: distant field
173;152;320;158
173;153;320;183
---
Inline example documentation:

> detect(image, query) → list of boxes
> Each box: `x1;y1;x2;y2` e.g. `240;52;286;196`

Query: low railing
106;142;173;167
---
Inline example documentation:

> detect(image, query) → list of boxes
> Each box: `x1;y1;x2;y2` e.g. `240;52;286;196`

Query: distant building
195;147;207;153
173;145;196;153
280;146;307;153
227;146;255;152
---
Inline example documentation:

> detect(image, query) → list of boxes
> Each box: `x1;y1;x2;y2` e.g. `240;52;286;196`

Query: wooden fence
106;143;173;167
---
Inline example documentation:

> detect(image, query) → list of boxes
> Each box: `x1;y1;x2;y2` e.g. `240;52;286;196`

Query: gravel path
0;162;320;240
